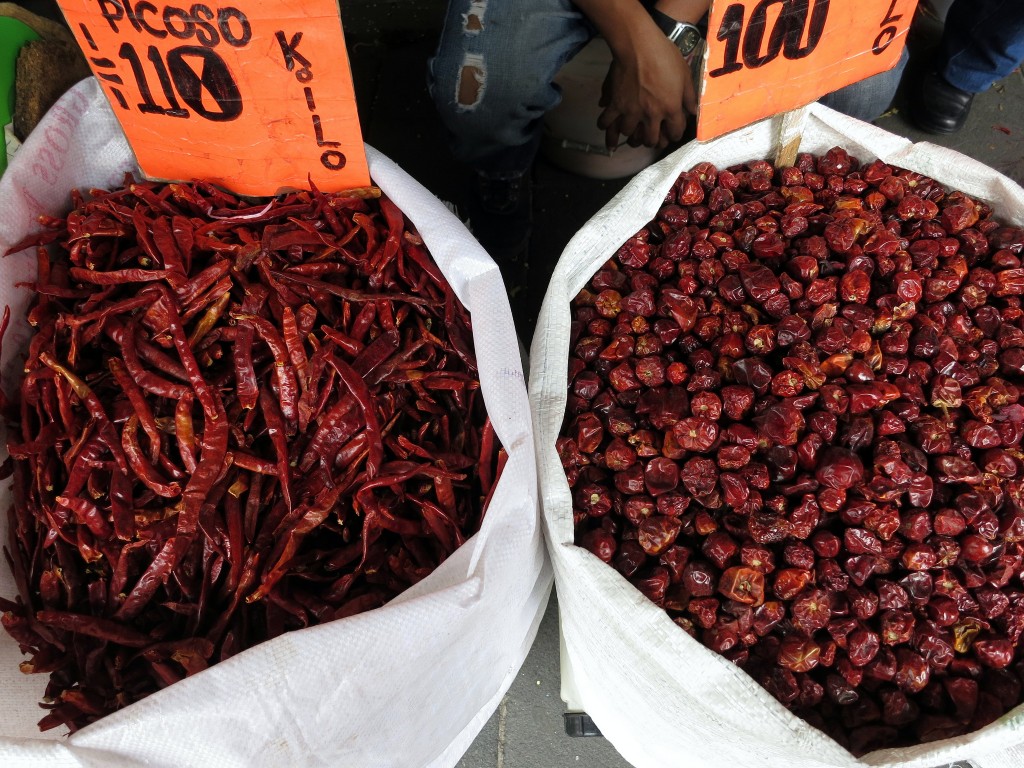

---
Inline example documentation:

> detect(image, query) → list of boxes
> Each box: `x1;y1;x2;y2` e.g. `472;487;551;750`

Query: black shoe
465;171;532;301
912;70;974;135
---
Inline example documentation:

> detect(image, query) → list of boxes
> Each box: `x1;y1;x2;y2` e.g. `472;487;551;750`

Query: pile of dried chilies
562;150;1024;753
0;177;502;731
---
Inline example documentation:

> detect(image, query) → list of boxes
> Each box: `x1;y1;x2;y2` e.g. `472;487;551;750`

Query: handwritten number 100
118;42;243;122
710;0;830;77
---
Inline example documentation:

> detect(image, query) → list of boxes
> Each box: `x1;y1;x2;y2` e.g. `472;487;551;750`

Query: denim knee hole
463;0;486;32
457;52;487;109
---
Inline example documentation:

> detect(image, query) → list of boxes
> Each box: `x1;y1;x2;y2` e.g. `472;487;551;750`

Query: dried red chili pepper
2;179;501;732
564;151;1024;755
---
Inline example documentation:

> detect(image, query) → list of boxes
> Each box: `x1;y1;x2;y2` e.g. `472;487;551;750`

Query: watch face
678;25;701;55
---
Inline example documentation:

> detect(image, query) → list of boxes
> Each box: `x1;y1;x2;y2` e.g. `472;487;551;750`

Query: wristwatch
649;7;703;58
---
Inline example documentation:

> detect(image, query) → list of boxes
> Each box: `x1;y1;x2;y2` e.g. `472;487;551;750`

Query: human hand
596;32;698;150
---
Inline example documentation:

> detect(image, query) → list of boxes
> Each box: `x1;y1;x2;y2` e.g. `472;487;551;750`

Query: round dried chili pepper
565;152;1024;755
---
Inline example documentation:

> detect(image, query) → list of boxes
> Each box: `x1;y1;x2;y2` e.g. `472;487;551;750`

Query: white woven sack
530;102;1024;768
0;77;552;768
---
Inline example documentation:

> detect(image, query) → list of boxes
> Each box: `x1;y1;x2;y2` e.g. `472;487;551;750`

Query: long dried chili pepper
1;178;503;733
121;415;181;498
108;358;162;464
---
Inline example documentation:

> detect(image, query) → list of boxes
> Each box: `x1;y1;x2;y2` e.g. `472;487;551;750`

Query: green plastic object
0;16;40;175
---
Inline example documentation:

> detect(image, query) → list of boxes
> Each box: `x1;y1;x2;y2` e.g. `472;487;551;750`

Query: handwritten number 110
118;42;243;122
709;0;830;77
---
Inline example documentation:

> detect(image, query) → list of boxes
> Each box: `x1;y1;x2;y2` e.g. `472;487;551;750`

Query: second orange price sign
57;0;371;196
697;0;918;142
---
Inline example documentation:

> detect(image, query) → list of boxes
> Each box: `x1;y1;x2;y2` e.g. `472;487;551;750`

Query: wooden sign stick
774;106;809;168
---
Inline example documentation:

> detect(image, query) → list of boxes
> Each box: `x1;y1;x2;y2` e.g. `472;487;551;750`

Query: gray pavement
6;1;1024;766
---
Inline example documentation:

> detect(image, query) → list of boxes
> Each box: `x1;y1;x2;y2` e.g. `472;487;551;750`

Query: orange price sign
56;0;370;196
697;0;917;142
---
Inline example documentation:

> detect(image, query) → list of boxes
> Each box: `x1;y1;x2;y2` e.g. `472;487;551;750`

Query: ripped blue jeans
427;0;908;177
940;0;1024;93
